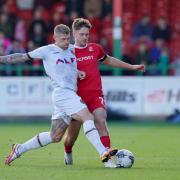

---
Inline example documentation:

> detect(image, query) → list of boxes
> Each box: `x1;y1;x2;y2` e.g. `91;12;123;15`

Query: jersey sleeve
96;44;107;62
27;46;47;60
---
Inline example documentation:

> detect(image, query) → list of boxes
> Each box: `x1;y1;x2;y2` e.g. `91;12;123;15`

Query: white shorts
51;88;87;124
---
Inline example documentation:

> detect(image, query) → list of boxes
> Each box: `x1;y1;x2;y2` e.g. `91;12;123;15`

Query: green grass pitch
0;122;180;180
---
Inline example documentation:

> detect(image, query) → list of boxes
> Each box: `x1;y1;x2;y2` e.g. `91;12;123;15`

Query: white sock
18;132;52;154
83;120;106;156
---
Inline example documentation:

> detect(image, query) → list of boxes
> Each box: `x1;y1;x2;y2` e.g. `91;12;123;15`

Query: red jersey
75;43;106;95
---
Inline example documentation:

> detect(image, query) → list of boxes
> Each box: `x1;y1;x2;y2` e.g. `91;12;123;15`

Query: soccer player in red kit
64;18;145;167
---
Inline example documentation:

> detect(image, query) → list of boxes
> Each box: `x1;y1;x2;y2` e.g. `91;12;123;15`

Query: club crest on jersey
56;58;75;64
88;46;94;52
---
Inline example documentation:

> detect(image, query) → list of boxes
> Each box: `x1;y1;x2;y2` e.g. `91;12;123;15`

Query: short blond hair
72;18;92;31
54;24;70;35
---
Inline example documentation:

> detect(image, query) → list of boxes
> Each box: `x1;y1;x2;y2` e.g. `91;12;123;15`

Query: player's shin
83;120;106;156
100;136;111;148
18;132;53;154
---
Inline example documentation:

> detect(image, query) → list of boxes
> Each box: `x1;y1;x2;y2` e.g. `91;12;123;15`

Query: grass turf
0;122;180;180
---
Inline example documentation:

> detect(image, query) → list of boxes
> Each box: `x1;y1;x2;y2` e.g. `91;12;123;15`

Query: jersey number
99;97;105;105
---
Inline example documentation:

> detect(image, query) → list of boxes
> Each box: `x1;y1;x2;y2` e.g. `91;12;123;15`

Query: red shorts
78;90;105;113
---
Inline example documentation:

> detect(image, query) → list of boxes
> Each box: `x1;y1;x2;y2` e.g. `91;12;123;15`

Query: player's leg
63;110;110;165
87;94;111;149
59;89;117;165
71;107;117;163
50;118;69;143
63;120;82;165
93;108;111;148
64;93;115;166
93;108;117;167
64;120;82;152
5;118;68;165
57;90;106;160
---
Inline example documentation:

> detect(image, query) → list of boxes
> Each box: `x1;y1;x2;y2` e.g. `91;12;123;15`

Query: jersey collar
74;44;88;49
53;43;68;51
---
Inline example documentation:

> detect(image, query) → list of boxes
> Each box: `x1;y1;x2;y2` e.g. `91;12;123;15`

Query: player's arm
102;55;145;72
0;53;31;64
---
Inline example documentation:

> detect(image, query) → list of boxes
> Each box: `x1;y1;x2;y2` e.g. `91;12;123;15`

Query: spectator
3;39;25;76
0;12;14;39
67;10;78;27
152;16;171;42
29;6;47;35
135;42;150;65
84;0;102;18
48;10;66;33
66;0;84;17
119;43;135;76
149;39;164;64
100;37;111;55
5;39;25;54
158;47;169;75
148;39;165;75
102;0;112;17
3;0;18;15
29;23;47;46
51;0;67;23
29;6;47;46
14;18;26;44
0;31;11;52
132;15;153;43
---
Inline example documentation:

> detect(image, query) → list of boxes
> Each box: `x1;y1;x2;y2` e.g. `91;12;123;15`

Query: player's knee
85;112;94;120
51;133;62;143
52;136;62;143
83;108;94;120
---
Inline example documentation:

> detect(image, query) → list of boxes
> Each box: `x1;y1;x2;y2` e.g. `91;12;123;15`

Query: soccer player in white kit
0;24;117;166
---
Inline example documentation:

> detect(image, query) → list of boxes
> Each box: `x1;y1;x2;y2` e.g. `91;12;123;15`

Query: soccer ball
115;149;135;168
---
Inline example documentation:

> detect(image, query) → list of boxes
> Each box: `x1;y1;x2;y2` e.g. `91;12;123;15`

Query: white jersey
28;44;78;91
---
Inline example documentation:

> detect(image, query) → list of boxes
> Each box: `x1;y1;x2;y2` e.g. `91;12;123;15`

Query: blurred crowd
0;0;179;76
0;0;112;76
129;15;171;76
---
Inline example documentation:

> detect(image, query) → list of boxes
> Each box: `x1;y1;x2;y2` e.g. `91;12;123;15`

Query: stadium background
0;0;179;121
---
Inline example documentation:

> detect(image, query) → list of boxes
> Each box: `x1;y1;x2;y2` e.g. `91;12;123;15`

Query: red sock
64;145;72;153
100;136;111;148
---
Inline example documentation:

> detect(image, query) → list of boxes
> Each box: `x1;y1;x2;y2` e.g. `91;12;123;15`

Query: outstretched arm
0;53;30;64
102;55;145;72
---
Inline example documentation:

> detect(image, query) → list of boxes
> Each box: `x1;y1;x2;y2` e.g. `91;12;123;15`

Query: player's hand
132;64;146;72
78;70;86;80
